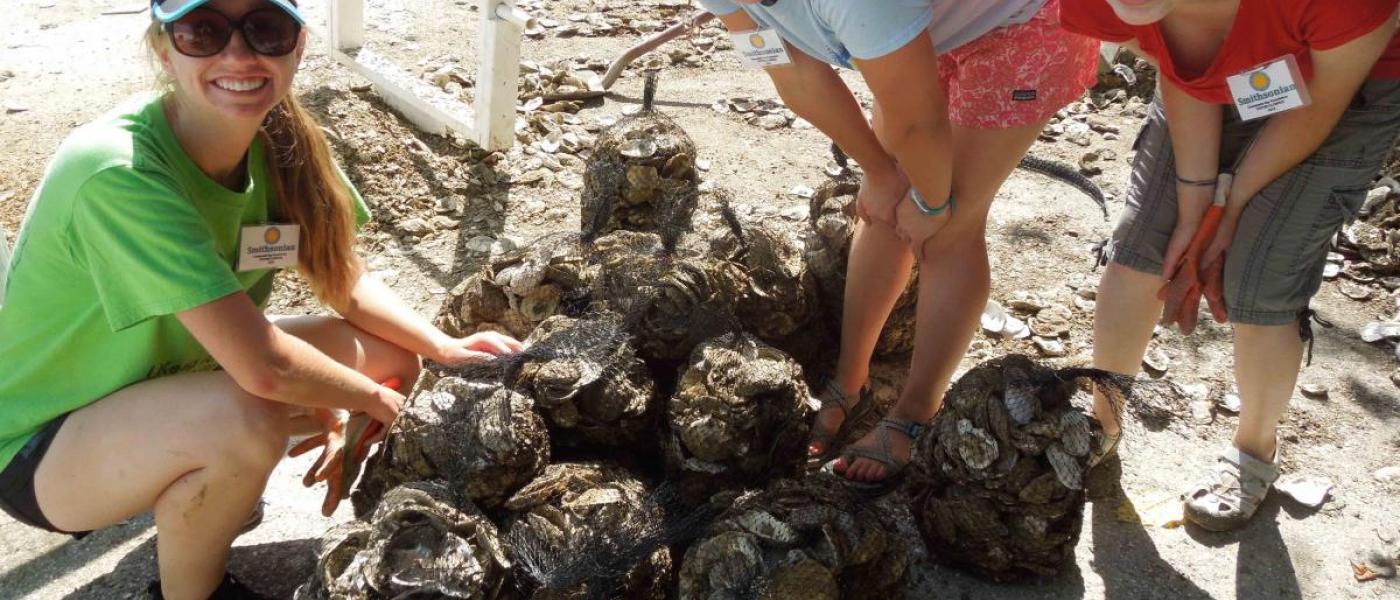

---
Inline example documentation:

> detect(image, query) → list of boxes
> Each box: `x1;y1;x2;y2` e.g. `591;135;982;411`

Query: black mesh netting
907;354;1134;582
305;76;1134;599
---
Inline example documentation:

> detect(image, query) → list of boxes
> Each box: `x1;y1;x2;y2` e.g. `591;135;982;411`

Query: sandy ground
2;1;1400;599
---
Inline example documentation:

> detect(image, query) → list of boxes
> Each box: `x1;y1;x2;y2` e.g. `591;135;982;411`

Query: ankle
890;401;938;423
833;370;866;397
1091;411;1121;436
1233;433;1278;463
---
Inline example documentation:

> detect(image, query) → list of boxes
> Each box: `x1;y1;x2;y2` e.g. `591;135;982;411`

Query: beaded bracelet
1176;174;1218;187
910;188;955;216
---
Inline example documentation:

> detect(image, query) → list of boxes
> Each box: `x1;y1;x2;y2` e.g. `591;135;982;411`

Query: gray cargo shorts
1106;79;1400;326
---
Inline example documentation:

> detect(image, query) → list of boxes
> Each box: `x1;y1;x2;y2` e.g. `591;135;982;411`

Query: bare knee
389;344;423;391
918;224;988;265
204;390;291;473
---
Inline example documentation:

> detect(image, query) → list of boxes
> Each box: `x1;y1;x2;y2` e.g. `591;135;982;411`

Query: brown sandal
807;380;875;464
823;416;925;497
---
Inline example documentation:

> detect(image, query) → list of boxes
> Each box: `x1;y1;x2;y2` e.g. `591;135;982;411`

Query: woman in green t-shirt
0;1;520;598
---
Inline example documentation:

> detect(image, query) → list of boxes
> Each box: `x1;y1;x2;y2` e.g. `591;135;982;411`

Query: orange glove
288;377;402;516
1202;254;1227;323
1157;205;1224;334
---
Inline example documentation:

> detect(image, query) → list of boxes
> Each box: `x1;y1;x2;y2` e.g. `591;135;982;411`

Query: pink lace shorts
939;0;1100;129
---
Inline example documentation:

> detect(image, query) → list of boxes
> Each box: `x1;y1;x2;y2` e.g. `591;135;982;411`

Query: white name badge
729;29;792;69
1226;55;1311;121
237;223;300;272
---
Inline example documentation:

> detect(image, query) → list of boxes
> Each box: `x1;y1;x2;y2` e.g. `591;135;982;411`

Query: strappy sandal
1088;431;1121;468
1183;446;1280;531
823;416;926;497
807;380;876;464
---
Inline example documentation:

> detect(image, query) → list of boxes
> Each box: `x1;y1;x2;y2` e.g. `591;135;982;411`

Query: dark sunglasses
164;6;302;58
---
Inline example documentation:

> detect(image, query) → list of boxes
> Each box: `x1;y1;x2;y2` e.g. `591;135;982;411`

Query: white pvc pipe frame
328;0;536;151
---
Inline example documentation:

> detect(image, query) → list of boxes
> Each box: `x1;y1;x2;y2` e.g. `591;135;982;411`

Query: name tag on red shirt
1226;55;1312;121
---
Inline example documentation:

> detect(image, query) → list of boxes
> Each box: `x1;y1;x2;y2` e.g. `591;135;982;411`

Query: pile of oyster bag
296;74;1126;600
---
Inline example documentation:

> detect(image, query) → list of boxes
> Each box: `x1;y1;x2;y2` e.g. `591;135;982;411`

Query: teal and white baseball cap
151;0;304;24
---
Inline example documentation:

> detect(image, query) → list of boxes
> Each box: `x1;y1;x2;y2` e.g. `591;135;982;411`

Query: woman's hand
432;330;525;366
362;384;406;426
1160;190;1215;283
1197;210;1240;322
855;163;909;226
894;190;952;261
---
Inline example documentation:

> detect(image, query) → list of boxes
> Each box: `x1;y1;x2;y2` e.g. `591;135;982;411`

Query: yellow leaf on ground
1117;493;1185;529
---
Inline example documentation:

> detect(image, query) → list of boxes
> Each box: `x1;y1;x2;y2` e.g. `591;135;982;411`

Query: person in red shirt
1062;0;1400;531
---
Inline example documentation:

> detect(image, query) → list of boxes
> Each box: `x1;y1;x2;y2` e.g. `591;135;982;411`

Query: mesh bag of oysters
906;355;1130;582
295;69;1137;599
678;475;912;600
581;71;700;239
804;145;917;357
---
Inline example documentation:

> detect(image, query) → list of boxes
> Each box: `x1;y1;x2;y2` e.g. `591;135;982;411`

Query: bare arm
715;10;905;221
852;32;953;221
176;292;402;423
1223;15;1397;217
331;271;452;363
1157;76;1225;276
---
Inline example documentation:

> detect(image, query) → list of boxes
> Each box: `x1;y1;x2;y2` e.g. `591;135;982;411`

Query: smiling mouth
213;77;269;93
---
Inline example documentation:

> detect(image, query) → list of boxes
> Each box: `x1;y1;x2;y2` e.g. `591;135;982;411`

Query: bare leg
834;223;916;393
1232;323;1300;461
1090;263;1164;436
809;103;915;457
33;316;420;600
840;118;1050;482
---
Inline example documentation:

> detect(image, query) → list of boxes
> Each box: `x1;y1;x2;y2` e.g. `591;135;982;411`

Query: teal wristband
910;188;954;216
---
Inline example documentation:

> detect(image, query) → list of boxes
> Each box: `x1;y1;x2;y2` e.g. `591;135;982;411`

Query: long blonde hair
145;23;360;307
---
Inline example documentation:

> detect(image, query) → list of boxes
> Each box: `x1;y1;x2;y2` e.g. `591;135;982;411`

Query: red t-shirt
1060;0;1400;104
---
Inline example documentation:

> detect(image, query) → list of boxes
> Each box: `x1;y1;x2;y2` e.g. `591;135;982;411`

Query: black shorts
0;413;89;538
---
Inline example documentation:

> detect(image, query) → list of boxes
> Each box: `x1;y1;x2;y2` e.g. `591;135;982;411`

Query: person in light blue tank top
698;0;1100;493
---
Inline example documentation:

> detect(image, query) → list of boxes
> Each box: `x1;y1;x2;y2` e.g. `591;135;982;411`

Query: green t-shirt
0;94;370;470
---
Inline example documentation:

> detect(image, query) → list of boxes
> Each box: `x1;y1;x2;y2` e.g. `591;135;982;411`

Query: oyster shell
664;333;813;496
582;72;699;241
908;355;1125;582
695;200;827;367
504;462;672;600
297;481;510;600
516;314;660;450
676;475;911;600
592;230;748;363
436;233;595;341
353;377;550;515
